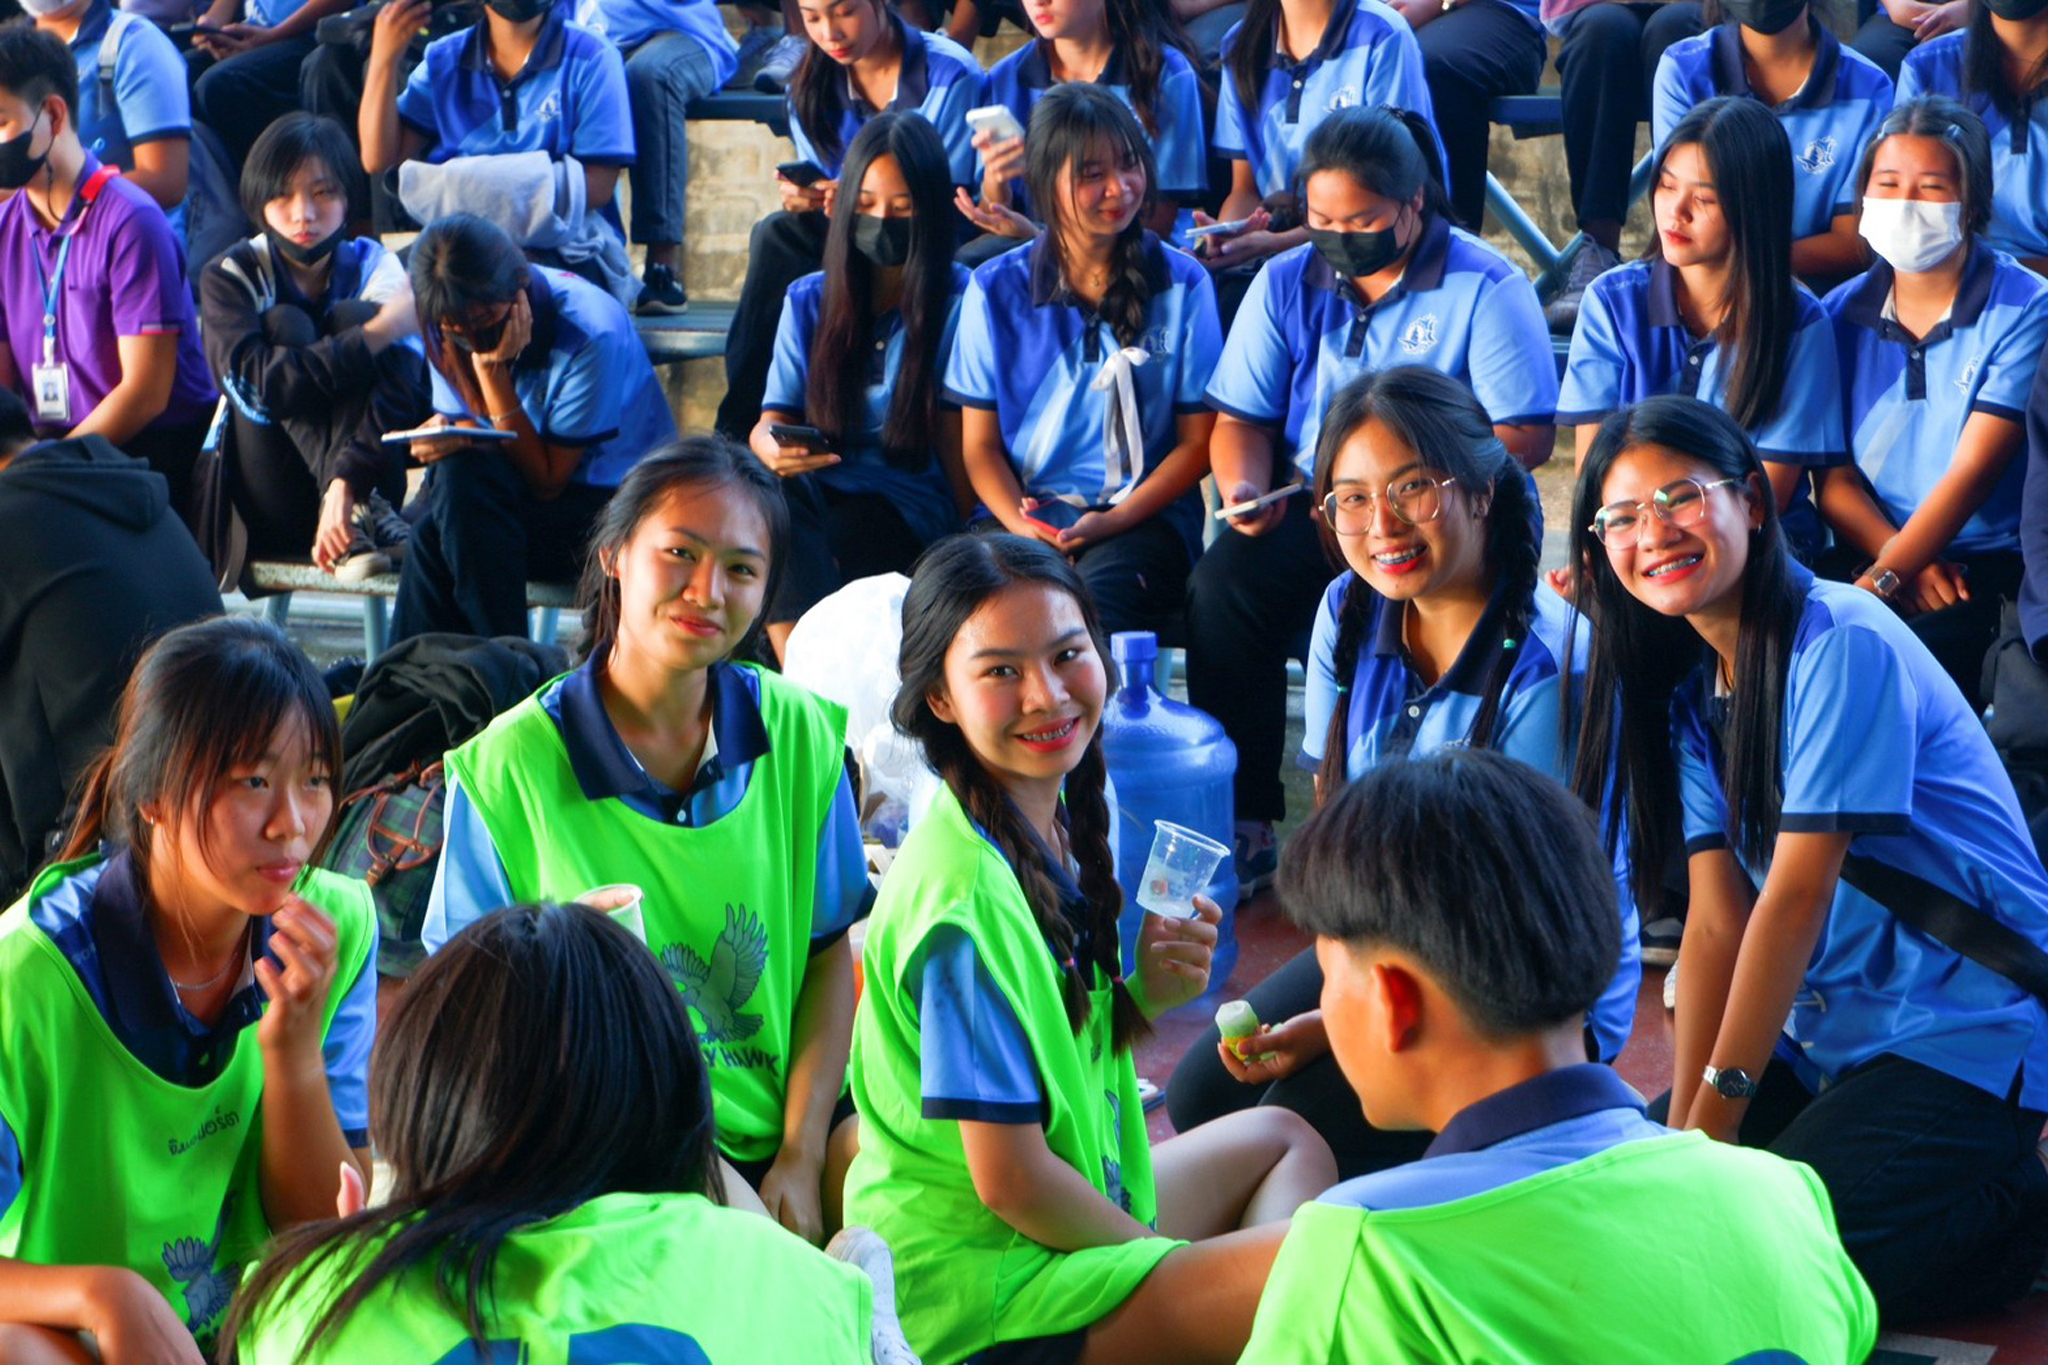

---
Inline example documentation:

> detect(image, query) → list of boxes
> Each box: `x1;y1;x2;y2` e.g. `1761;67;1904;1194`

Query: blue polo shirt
397;7;635;168
1676;567;2048;1110
1825;245;2048;556
1212;0;1441;198
68;5;190;242
1652;21;1892;242
426;660;873;953
1207;217;1558;481
944;233;1221;551
0;851;377;1214
1898;34;2048;261
978;40;1209;214
763;263;970;548
424;267;675;488
786;17;983;184
574;0;736;82
248;0;308;25
1558;258;1844;546
1300;575;1639;1060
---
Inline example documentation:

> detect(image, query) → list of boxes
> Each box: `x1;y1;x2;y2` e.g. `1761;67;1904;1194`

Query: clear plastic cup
1135;820;1229;920
577;883;646;943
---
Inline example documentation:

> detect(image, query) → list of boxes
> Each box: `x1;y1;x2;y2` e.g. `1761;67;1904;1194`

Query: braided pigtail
1067;735;1148;1052
1315;575;1375;803
1468;465;1541;750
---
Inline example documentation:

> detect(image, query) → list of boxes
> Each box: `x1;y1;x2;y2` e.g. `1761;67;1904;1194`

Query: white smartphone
1213;481;1306;521
964;104;1027;144
380;423;518;445
1185;218;1253;239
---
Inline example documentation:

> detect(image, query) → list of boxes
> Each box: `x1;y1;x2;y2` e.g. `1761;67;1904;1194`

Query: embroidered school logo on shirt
1327;85;1360;112
534;90;563;125
1957;357;1982;392
1401;315;1439;355
661;904;770;1064
1797;137;1837;174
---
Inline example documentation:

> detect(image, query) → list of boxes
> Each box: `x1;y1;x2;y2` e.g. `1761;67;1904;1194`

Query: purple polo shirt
0;156;215;435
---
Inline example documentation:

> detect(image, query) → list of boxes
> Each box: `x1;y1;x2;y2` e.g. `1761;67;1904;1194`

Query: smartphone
964;104;1027;144
381;423;517;445
1185;218;1253;240
1213;481;1306;521
775;160;827;188
769;423;836;451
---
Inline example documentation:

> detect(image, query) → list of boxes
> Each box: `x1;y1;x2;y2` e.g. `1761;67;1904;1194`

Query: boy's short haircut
238;113;369;233
1278;750;1621;1039
0;26;79;127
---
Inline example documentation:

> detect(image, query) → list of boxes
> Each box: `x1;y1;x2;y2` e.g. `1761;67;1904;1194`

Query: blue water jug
1101;631;1240;1006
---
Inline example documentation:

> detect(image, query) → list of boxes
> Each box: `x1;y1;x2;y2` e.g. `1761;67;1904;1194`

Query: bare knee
0;1323;98;1364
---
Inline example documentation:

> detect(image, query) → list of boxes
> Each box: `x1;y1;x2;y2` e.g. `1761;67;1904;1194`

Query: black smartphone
775;160;827;188
769;423;835;450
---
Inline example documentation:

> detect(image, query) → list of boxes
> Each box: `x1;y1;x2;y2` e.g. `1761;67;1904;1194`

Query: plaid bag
323;761;445;977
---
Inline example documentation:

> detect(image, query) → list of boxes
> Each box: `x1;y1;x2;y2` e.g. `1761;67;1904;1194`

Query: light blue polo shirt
426;660;873;954
943;233;1221;552
1898;34;2048;261
424;267;676;488
786;17;983;184
1676;567;2048;1110
1207;216;1558;480
574;0;737;86
1825;245;2048;556
68;5;190;242
397;7;635;167
1212;0;1441;198
763;263;970;548
1300;575;1639;1060
1652;21;1893;242
248;0;307;26
978;40;1209;213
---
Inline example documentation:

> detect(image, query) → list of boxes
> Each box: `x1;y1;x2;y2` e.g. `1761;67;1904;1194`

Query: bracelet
489;410;524;429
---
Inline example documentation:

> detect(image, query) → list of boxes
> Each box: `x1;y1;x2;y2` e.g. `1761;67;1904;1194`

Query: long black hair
575;437;791;665
1298;103;1455;229
1031;0;1193;136
1853;95;1995;238
1965;0;2048;120
1026;83;1159;349
892;534;1145;1052
1566;395;1804;905
1306;367;1539;797
1648;97;1796;432
785;0;896;171
805;113;956;470
221;903;724;1358
408;213;530;380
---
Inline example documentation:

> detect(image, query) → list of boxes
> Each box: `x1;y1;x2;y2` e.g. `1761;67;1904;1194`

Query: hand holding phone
775;160;827;188
964;104;1026;144
1213;481;1305;521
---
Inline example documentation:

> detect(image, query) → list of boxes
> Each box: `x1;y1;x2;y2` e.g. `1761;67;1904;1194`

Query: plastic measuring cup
577;883;646;942
1135;820;1229;920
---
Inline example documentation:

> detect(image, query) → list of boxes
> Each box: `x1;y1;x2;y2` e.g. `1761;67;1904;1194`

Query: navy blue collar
1271;0;1358;68
1425;1064;1645;1158
556;659;772;805
1302;211;1449;300
1837;238;1996;337
1017;38;1128;93
265;236;369;310
1027;231;1170;308
73;0;113;50
1645;256;1688;331
968;800;1102;963
842;15;930;116
1368;571;1518;696
1708;17;1839;111
89;850;274;1051
459;5;569;82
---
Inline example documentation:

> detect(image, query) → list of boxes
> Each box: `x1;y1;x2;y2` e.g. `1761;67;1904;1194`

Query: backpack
100;12;242;275
321;634;571;975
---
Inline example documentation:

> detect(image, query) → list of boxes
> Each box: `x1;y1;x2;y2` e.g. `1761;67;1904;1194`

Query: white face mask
1859;197;1966;275
17;0;76;17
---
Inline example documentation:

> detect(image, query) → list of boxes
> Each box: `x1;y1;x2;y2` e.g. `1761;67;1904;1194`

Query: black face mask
1722;0;1806;34
1309;220;1406;280
486;0;550;21
852;213;913;268
1988;0;2048;19
447;315;509;354
273;226;344;268
0;108;49;194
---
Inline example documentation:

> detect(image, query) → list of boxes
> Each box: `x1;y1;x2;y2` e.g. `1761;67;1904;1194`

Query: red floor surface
1135;890;2048;1362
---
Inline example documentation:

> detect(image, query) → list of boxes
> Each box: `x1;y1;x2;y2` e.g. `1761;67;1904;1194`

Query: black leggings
769;479;931;625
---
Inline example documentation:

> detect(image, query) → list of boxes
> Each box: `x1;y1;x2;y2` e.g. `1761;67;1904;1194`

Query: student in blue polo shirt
1560;96;1844;561
27;0;189;226
391;214;677;644
1897;5;2048;274
1188;104;1554;886
963;0;1206;246
1573;393;2048;1324
753;115;971;657
1653;1;1894;285
360;0;634;236
1820;98;2048;708
1202;0;1438;274
1243;748;1879;1362
714;0;981;439
1166;368;1639;1177
946;85;1222;636
427;440;869;1239
574;0;736;313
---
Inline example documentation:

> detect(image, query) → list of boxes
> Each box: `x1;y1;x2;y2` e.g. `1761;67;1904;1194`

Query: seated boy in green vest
1242;750;1879;1363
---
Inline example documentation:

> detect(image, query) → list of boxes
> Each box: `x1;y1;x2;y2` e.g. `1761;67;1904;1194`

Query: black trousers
124;418;212;530
1414;0;1547;230
717;209;830;439
1555;1;1705;229
390;445;612;642
1849;12;1918;83
769;479;931;625
1653;1054;2048;1324
1183;495;1333;823
191;35;319;172
1165;945;1434;1181
974;513;1195;638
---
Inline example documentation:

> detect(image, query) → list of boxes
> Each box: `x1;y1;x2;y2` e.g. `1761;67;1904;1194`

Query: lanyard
34;164;119;367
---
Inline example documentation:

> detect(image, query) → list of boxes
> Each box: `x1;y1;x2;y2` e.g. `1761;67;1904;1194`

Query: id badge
31;362;68;425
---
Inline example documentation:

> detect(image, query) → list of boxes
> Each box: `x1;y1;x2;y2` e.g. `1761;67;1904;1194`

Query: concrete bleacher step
635;300;738;365
245;560;575;660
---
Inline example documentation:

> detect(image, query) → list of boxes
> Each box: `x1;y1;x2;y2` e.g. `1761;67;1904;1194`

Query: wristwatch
1870;567;1901;600
1703;1064;1759;1100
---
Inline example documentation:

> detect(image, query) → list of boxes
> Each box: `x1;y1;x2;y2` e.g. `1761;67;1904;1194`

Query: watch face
1716;1068;1751;1098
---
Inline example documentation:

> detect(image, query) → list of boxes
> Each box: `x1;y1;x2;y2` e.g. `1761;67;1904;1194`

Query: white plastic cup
577;883;646;943
1135;820;1229;920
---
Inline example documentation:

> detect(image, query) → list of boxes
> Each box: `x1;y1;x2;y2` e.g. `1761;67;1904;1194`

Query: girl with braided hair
1165;367;1640;1178
846;533;1335;1365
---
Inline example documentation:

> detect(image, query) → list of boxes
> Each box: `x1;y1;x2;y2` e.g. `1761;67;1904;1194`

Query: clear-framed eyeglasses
1321;472;1461;536
1588;476;1745;548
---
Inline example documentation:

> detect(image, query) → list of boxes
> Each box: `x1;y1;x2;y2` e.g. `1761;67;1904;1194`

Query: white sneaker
827;1226;921;1365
